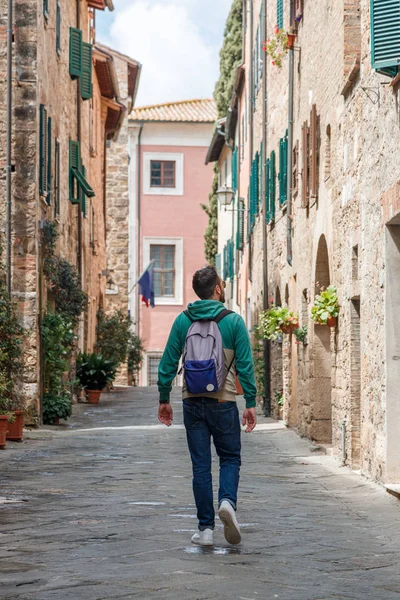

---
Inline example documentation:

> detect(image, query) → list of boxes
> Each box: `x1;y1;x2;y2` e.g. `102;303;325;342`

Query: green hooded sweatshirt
158;300;257;408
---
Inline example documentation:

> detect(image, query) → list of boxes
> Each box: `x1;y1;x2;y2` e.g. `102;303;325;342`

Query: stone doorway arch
311;235;332;443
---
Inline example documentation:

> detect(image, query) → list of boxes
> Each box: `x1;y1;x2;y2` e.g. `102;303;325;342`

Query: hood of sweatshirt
185;300;227;321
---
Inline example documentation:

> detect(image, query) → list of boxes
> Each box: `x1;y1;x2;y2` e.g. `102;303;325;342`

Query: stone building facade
208;0;400;487
0;0;138;421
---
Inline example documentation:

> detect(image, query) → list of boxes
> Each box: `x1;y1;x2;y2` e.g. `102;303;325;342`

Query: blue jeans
183;398;241;531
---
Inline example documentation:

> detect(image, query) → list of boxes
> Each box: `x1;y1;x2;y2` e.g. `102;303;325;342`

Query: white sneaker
191;528;214;546
218;500;241;545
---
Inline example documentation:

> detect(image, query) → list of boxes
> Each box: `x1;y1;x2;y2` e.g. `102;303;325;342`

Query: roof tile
130;98;217;123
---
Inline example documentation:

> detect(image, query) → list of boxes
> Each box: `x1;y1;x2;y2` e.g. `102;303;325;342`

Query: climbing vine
203;0;243;262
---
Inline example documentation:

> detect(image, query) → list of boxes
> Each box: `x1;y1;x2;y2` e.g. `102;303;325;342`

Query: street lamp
217;184;234;206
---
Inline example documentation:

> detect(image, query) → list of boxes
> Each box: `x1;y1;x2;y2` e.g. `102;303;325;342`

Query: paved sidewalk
1;388;400;600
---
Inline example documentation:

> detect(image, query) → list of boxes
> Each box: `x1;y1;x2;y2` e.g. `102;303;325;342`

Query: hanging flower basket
263;27;295;68
311;286;340;326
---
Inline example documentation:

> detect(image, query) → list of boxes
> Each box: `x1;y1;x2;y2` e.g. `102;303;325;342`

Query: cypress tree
202;0;243;264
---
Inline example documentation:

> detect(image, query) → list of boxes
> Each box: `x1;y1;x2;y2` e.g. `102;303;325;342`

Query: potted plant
43;392;72;425
263;26;290;68
294;325;308;345
260;306;299;340
311;285;340;327
76;352;117;404
6;405;24;442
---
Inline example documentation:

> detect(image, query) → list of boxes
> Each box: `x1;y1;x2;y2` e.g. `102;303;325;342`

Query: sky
96;0;233;107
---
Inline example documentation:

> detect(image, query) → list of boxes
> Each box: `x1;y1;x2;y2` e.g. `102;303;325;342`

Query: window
277;0;284;29
150;160;176;188
266;150;276;223
54;140;60;217
144;153;183;195
370;0;400;78
151;245;176;297
43;0;49;20
278;131;288;205
69;140;95;206
236;198;245;251
301;120;309;208
81;42;93;100
148;355;162;386
56;2;61;55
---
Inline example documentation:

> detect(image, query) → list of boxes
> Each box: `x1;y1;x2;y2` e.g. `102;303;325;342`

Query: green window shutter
215;253;222;277
80;165;87;217
279;133;288;205
371;0;400;74
56;2;61;55
46;117;52;205
277;0;284;29
69;140;80;203
69;27;83;79
254;153;259;212
236;198;245;251
81;42;93;100
270;150;276;220
43;0;49;20
223;245;228;280
54;140;60;217
39;105;48;197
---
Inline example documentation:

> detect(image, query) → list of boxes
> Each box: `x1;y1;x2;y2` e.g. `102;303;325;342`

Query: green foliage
201;170;219;264
0;241;24;415
274;389;284;407
294;325;308;345
310;286;340;324
214;0;243;118
76;352;117;391
127;333;145;376
252;325;265;398
42;311;76;424
264;29;289;68
260;306;299;340
43;392;72;424
96;308;132;368
42;221;88;324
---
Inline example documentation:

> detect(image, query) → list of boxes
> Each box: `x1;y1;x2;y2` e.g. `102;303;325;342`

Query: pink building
128;99;217;385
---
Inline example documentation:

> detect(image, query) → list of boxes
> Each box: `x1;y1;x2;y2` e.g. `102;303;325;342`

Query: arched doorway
311;235;332;443
271;287;283;418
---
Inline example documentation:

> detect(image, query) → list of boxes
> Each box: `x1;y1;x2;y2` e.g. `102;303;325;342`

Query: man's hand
158;403;173;427
242;408;257;433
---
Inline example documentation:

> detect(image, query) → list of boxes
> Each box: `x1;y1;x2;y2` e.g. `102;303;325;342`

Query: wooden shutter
80;165;87;217
56;2;61;55
254;153;260;213
231;147;238;193
279;133;288;205
301;121;309;208
81;42;93;100
69;27;83;79
309;104;318;198
270;150;276;220
69;140;80;203
39;105;47;197
54;140;60;217
292;140;299;196
46;117;52;205
371;0;400;74
237;198;245;251
277;0;284;29
266;157;271;223
43;0;49;19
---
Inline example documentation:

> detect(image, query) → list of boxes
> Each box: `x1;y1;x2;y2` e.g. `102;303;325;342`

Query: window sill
154;296;183;306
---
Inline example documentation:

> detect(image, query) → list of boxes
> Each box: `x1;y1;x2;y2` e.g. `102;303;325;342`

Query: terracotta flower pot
327;316;338;328
0;415;9;449
87;389;102;404
6;410;24;442
281;322;299;334
286;32;296;49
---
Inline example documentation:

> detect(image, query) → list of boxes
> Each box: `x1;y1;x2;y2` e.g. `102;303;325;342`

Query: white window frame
143;152;184;196
143;236;184;305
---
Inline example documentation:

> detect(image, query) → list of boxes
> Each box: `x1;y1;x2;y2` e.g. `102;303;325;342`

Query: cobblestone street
1;388;400;599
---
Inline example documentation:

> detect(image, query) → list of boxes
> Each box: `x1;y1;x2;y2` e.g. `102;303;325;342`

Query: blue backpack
182;309;234;395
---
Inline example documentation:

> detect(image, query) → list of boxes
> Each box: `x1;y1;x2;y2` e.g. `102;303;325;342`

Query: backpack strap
213;309;234;324
214;309;235;376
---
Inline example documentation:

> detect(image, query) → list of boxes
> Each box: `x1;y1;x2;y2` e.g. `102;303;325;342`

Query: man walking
158;266;257;546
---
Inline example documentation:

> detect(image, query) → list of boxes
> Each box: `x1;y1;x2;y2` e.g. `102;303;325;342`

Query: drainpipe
262;0;271;417
286;18;295;266
76;0;82;278
136;122;144;338
5;0;13;295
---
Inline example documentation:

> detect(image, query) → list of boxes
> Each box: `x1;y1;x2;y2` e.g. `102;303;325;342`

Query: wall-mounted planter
6;411;24;442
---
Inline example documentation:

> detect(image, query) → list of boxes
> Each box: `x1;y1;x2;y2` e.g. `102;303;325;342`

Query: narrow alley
1;389;400;600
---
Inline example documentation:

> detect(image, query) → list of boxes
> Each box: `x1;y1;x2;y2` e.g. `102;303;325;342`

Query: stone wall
235;0;400;483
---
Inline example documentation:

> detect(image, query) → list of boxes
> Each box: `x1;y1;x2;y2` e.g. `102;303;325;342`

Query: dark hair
192;265;219;300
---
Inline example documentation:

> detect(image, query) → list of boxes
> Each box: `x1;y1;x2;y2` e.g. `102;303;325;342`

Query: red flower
274;24;280;34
